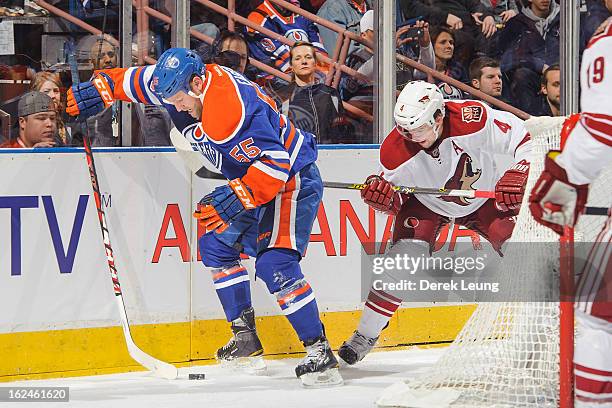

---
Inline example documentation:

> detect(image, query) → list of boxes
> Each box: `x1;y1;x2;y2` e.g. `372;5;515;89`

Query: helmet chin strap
433;122;442;139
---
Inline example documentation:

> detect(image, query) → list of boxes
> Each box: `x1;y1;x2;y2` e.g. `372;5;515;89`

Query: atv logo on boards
1;195;89;276
461;106;483;123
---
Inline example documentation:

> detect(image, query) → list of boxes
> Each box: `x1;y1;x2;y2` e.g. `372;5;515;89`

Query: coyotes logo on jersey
439;152;482;206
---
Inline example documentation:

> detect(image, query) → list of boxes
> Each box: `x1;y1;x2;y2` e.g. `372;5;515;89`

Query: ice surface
4;348;443;408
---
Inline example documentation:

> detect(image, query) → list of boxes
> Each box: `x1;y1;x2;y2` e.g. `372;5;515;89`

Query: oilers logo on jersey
183;123;223;172
285;29;308;42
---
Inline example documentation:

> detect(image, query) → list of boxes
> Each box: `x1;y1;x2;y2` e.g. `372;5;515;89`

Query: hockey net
377;116;612;408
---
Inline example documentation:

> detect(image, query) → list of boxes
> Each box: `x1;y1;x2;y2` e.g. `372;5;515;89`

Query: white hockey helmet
394;81;445;136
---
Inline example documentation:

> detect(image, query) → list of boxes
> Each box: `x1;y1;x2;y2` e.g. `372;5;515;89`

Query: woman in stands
30;71;69;145
430;26;469;85
268;41;354;144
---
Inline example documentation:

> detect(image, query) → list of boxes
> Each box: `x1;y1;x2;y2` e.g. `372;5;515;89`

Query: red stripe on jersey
575;373;612;395
514;132;531;155
576;364;612;377
242;165;285;206
201;65;244;143
582;113;612;146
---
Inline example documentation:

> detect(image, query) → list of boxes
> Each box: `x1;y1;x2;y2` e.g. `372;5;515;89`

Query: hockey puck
188;373;206;380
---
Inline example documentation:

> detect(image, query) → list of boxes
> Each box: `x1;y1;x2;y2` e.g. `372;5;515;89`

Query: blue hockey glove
194;179;257;232
66;74;114;118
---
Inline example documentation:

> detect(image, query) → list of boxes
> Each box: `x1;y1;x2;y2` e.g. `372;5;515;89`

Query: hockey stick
323;182;608;216
170;133;608;216
82;138;178;379
69;44;178;380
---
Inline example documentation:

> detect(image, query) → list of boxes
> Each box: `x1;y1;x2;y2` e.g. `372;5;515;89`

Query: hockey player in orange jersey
66;48;342;387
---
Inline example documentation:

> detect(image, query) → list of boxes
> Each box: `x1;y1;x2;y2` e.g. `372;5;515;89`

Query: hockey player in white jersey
338;80;532;365
529;11;612;406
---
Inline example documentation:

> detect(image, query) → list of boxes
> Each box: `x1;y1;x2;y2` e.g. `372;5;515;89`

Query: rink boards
0;146;476;381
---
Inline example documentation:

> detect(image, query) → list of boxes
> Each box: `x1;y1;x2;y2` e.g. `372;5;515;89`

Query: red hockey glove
495;159;530;212
361;175;401;215
529;152;589;235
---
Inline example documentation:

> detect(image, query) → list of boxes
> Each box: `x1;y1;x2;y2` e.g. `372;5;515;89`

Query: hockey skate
295;335;343;387
338;330;378;365
216;307;266;374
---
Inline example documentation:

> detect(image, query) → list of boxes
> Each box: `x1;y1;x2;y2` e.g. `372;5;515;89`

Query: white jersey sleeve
556;21;612;185
481;105;531;166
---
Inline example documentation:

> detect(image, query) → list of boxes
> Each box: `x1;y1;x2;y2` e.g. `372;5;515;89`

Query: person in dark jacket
267;41;354;144
400;0;497;65
495;0;560;114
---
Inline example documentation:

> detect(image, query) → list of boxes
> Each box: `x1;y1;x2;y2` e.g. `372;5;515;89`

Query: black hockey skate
216;307;266;373
338;330;379;365
295;335;343;387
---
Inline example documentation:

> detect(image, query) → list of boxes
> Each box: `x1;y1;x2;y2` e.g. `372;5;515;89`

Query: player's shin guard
211;262;252;322
277;279;323;342
338;289;402;365
256;249;342;386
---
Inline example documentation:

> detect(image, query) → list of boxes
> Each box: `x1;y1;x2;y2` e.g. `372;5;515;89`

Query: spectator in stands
217;31;251;74
246;0;328;75
341;11;435;101
30;71;70;145
496;0;560;114
0;91;59;148
90;35;118;71
399;0;463;29
396;19;435;87
400;0;497;66
430;26;469;85
580;0;611;51
71;35;172;147
316;0;372;55
268;42;352;144
74;35;121;147
196;31;257;81
468;57;503;98
534;64;561;117
481;0;519;26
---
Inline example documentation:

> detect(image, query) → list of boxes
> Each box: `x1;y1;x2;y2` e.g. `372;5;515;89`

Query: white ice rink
3;348;444;408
